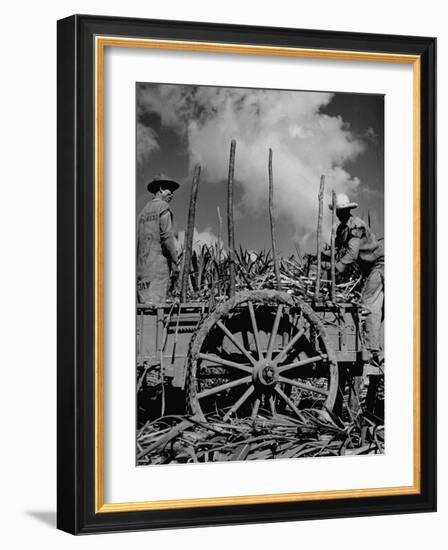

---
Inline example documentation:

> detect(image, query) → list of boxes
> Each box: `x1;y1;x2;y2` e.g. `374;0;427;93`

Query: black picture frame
57;14;436;534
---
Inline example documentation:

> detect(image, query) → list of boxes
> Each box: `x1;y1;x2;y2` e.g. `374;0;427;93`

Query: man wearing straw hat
327;193;385;374
137;174;180;305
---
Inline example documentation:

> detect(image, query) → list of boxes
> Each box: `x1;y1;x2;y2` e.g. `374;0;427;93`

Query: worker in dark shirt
328;193;384;372
137;174;180;305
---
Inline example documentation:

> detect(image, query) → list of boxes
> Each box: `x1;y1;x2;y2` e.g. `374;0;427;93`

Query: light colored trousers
137;253;170;306
361;263;384;358
137;275;169;306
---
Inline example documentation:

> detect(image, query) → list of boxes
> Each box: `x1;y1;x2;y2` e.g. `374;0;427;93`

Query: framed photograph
57;14;436;534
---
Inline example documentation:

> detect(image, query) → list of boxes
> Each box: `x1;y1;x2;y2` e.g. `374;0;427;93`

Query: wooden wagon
137;142;382;426
137;290;372;424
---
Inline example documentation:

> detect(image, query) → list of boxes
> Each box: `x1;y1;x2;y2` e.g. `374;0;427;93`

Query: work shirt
137;198;178;281
335;215;384;275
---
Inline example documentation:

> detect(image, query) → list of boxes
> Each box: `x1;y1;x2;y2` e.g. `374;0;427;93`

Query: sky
136;83;384;257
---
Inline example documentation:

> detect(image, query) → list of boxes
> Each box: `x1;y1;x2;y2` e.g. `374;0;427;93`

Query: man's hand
320;261;331;270
168;263;180;294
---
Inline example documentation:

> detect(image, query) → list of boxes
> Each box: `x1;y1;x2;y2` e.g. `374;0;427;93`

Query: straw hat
147;173;180;194
329;193;358;211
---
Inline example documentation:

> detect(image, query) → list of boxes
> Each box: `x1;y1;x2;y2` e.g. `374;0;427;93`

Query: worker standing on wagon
327;193;384;372
137;174;180;305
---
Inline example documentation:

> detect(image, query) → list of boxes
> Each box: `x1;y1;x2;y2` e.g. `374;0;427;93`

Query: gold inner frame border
94;35;421;513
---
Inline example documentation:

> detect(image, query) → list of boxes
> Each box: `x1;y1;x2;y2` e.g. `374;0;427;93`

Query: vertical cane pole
217;206;223;298
314;174;326;301
330;190;337;302
217;206;223;254
227;140;236;298
268;148;282;291
180;164;201;302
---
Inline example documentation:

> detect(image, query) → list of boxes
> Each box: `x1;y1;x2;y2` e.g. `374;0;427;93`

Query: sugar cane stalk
268;148;282;291
217;206;223;297
217;206;223;254
314;174;326;301
180;164;201;302
227;140;236;297
330;189;336;302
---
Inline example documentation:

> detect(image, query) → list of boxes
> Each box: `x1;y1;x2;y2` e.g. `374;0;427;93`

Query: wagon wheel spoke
198;353;253;374
277;354;326;374
277;375;329;396
223;385;255;421
197;376;252;400
251;397;261;420
274;386;304;421
269;395;277;416
247;301;263;359
216;320;257;366
266;304;283;360
272;325;306;365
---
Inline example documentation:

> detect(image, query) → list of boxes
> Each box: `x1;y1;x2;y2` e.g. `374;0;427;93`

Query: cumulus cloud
177;226;221;252
136;122;159;164
137;84;366;247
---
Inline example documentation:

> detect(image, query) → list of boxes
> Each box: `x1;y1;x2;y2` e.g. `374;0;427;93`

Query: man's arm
159;210;178;266
335;236;361;273
136;212;144;263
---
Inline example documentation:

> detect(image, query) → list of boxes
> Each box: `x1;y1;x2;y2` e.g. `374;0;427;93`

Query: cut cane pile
137;409;384;465
173;243;363;304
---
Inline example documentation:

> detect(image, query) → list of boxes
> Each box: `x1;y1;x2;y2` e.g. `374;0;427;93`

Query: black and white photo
135;82;385;465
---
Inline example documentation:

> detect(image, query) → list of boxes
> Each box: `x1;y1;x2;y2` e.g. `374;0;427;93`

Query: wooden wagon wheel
186;290;338;423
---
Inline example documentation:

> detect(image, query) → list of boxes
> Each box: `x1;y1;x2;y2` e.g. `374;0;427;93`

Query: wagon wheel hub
253;360;279;387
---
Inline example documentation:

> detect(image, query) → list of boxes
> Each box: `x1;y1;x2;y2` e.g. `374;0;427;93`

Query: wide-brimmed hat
329;193;358;211
147;173;180;194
